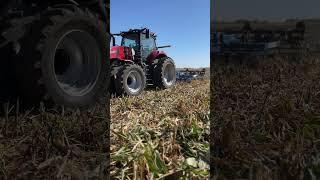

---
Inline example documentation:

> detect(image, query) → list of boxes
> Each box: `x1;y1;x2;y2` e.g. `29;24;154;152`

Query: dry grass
0;78;209;179
211;56;320;179
110;79;210;179
0;100;109;179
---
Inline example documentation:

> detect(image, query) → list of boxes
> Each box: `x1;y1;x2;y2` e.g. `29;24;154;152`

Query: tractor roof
119;28;157;38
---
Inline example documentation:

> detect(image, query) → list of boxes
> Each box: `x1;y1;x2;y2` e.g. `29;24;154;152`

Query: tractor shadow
109;86;161;99
109;84;177;99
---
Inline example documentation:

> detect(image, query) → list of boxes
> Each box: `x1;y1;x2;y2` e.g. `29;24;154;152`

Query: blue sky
110;0;210;68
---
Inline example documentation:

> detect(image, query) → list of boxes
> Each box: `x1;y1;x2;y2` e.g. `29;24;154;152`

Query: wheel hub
53;30;101;97
127;70;142;93
163;63;175;86
54;49;71;75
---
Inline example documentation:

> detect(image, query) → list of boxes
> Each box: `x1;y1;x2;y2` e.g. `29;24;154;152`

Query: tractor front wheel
114;64;146;96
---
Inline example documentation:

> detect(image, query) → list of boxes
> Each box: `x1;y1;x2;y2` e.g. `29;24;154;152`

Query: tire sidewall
41;17;108;107
121;65;146;96
155;57;176;89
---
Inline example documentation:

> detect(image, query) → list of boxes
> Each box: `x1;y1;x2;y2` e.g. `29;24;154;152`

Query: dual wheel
111;57;176;96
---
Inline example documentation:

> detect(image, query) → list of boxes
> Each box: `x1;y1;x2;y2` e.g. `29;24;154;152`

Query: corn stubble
0;101;109;179
211;56;320;179
111;79;210;179
0;78;209;179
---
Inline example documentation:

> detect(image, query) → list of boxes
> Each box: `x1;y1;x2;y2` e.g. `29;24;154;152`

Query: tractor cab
110;28;158;62
121;28;157;60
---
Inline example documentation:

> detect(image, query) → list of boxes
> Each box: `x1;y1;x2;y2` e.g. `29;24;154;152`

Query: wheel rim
53;30;101;97
127;70;142;93
163;63;175;86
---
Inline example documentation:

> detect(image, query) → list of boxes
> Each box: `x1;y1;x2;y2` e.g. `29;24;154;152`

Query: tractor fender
147;50;168;63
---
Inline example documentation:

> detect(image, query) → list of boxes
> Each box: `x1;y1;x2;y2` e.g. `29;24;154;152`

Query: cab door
140;33;156;60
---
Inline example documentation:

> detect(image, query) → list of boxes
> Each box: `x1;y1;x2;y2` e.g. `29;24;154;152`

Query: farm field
0;100;109;179
110;78;210;179
211;56;320;179
0;75;209;179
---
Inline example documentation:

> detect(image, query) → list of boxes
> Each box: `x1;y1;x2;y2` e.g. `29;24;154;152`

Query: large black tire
14;6;109;109
152;57;176;89
114;64;146;96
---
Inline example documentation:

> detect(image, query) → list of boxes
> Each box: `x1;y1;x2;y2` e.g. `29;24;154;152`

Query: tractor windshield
121;34;139;51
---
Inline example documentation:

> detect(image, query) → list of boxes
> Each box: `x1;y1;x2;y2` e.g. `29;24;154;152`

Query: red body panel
110;46;168;63
110;46;134;61
146;50;168;62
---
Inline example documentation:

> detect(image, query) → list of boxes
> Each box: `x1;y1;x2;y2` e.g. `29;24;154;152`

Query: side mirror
111;35;115;46
146;29;150;38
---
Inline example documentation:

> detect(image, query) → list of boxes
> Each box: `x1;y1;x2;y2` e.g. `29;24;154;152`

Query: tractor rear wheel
15;6;109;109
114;64;146;96
152;57;176;89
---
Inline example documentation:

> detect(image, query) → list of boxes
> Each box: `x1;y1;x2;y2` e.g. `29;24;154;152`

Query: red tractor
110;28;176;96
